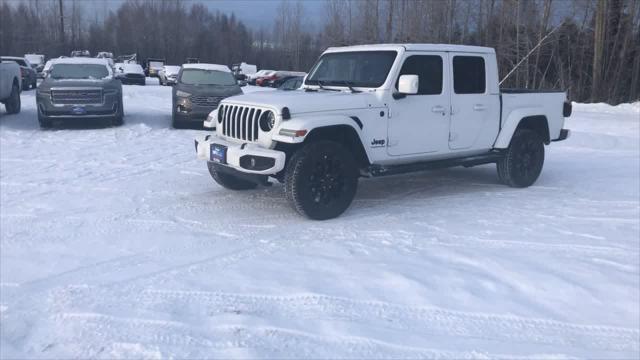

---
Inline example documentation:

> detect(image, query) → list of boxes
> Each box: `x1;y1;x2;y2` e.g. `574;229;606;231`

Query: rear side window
453;56;486;94
396;55;443;95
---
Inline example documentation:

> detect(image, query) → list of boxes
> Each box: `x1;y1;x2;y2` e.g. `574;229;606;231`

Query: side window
396;55;443;95
453;56;486;94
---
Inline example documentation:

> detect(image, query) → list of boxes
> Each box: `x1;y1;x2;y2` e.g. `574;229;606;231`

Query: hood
174;83;242;97
39;78;115;91
221;90;377;115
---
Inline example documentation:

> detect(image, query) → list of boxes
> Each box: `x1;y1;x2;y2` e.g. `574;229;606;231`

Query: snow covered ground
1;80;638;359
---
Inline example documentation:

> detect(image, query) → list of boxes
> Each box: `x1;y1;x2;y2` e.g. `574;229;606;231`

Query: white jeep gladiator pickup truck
195;44;571;220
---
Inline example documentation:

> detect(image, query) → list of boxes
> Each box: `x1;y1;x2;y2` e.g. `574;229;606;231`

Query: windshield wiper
315;80;339;92
336;80;361;93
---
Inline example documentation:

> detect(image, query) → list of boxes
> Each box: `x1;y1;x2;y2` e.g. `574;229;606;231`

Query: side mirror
398;74;419;95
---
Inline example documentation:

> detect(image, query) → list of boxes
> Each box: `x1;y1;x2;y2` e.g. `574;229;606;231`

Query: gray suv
172;64;242;128
36;58;123;128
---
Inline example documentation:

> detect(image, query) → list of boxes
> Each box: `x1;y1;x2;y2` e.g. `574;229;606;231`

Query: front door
387;52;450;156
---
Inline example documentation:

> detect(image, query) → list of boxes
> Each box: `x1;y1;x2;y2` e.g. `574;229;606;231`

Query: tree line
1;0;638;104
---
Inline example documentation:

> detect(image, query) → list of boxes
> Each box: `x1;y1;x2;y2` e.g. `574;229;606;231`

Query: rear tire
5;82;21;114
284;140;358;220
497;129;545;188
207;162;258;190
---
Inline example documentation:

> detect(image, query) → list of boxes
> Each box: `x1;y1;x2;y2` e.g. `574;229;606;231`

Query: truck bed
500;90;568;142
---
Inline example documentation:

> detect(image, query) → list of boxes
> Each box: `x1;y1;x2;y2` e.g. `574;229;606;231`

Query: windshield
306;51;397;88
50;64;110;80
180;69;236;86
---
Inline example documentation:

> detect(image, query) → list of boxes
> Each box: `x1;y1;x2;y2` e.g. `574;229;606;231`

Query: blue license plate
71;106;86;115
210;144;227;164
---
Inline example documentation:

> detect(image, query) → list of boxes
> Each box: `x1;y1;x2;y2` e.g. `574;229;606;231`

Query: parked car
0;56;37;89
116;53;137;64
267;73;307;88
70;50;91;57
172;63;242;128
231;62;257;81
254;70;278;86
277;76;304;90
144;58;165;77
158;65;181;86
115;63;146;85
25;54;45;74
0;61;21;114
36;58;123;128
96;52;114;59
247;69;274;85
194;43;572;220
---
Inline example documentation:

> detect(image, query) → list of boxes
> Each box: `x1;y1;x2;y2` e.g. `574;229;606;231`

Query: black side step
367;152;504;177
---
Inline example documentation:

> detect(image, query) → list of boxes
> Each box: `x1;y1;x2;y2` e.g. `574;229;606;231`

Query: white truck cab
195;44;571;219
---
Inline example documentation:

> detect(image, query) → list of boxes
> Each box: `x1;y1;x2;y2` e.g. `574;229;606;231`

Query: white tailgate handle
473;104;486;111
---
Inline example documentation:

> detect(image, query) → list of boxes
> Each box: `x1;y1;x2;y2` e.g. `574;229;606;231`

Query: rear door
387;52;450;156
448;54;500;150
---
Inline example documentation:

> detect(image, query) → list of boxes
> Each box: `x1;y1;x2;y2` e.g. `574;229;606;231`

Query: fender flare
493;108;549;148
272;114;372;165
272;114;365;144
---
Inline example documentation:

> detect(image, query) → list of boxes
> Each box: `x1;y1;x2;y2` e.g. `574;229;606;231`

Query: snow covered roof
49;57;111;66
326;43;495;54
182;63;230;72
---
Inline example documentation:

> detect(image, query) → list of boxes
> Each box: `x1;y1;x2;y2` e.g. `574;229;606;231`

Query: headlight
259;111;276;132
176;90;191;98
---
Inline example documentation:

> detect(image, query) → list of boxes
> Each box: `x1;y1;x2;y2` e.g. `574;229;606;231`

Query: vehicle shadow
231;164;506;219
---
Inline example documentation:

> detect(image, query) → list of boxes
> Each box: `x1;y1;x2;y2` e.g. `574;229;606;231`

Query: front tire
284;141;358;220
38;110;52;128
5;82;21;114
112;99;124;126
497;129;545;188
207;162;258;190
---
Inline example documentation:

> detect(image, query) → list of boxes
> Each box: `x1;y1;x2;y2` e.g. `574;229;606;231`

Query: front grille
51;89;103;104
220;104;263;142
124;73;144;79
190;95;225;107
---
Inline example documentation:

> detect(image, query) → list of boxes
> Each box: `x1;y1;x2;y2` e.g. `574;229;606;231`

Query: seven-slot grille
191;95;225;107
220;104;263;142
51;88;103;105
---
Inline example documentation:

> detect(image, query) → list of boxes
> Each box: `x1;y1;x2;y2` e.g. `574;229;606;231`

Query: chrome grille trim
190;95;224;107
220;104;268;142
51;88;103;105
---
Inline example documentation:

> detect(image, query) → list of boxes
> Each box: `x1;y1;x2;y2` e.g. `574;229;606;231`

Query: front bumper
195;134;286;175
37;92;120;119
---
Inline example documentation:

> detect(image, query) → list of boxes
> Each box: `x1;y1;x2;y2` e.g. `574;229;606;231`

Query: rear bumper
195;134;286;175
553;129;570;142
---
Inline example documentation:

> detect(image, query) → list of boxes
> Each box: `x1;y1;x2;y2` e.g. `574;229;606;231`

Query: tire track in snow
42;312;497;359
50;287;639;355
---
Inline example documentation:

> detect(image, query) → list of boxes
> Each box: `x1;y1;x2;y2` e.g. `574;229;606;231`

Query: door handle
431;106;446;114
473;104;486;111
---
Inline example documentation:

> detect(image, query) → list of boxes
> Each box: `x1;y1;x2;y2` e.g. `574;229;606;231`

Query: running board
367;152;504;177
